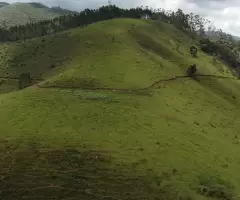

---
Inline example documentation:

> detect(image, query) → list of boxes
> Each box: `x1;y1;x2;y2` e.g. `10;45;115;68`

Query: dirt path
34;74;237;92
0;74;236;93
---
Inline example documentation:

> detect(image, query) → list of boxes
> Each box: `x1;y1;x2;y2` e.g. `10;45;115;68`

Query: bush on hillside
190;45;198;57
199;38;218;54
212;53;219;64
198;185;233;200
50;64;56;69
19;73;31;89
187;64;197;77
197;175;234;200
216;44;239;68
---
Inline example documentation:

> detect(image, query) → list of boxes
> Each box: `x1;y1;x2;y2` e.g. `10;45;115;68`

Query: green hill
0;18;240;200
0;2;73;28
0;2;9;8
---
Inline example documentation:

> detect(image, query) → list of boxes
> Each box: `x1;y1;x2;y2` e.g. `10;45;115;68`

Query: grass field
0;18;240;200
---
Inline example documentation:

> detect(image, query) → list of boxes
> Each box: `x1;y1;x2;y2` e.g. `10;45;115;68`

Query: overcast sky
5;0;240;36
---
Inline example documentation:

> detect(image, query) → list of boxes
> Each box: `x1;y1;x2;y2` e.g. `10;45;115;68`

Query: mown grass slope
0;18;240;200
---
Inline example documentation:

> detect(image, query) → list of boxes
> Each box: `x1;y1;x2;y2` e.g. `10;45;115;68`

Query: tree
174;9;190;31
188;13;196;33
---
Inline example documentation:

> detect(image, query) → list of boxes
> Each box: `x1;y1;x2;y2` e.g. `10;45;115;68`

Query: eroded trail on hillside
35;74;237;93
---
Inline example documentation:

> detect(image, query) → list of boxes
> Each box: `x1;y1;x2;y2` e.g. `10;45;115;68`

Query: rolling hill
0;18;240;200
0;2;74;28
0;2;9;8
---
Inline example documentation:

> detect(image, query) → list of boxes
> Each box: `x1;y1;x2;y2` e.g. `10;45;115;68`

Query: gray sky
5;0;240;36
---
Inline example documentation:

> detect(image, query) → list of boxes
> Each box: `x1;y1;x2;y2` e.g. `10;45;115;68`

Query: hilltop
0;2;74;28
0;18;239;200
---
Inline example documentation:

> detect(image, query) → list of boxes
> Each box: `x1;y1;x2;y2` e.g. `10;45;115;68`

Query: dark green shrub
197;175;234;200
0;79;4;85
50;64;56;69
198;185;232;200
187;64;197;76
19;73;31;89
190;45;198;57
199;38;218;54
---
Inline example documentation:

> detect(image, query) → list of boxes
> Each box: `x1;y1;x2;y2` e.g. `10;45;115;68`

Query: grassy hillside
0;19;235;90
0;2;72;28
0;18;240;200
0;2;9;8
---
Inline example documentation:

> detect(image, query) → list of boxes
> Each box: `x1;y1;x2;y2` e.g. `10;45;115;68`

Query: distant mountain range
0;2;76;28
